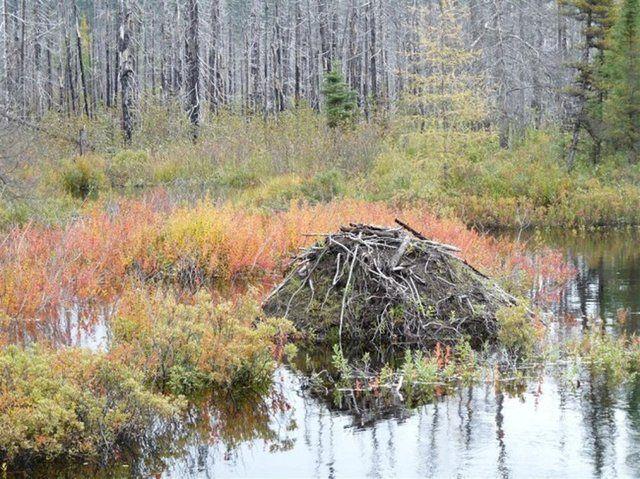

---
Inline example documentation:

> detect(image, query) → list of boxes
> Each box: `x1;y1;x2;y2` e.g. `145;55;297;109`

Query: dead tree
208;0;223;113
185;0;200;138
73;1;90;117
118;0;135;145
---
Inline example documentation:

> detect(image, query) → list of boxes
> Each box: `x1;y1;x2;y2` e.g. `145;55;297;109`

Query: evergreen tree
321;66;358;129
605;0;640;162
562;0;616;166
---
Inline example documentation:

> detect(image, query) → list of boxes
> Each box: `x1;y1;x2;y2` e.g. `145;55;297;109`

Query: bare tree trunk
317;0;330;72
294;0;301;106
185;0;200;138
118;0;135;145
0;0;8;109
64;31;78;115
18;0;25;114
208;0;222;113
369;0;378;111
73;1;90;117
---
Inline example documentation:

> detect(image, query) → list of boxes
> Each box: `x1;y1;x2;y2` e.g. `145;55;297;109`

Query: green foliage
567;331;640;384
322;66;358;129
240;169;346;210
400;349;439;386
112;289;294;395
60;155;108;199
106;149;150;188
299;169;345;203
0;346;178;465
331;344;351;378
604;0;640;162
367;128;640;227
6;107;640;231
496;305;537;358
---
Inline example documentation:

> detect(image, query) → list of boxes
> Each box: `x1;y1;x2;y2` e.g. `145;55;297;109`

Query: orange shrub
0;191;572;344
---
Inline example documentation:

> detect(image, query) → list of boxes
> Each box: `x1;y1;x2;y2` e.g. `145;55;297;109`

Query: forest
2;1;640;478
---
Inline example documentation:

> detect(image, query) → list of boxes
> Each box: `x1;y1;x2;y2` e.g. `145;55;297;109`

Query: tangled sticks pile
264;221;517;348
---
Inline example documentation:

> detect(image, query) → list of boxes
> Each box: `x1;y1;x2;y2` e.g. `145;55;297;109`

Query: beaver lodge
263;221;517;348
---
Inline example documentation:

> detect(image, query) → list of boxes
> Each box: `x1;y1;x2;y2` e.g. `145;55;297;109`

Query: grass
5;107;640;229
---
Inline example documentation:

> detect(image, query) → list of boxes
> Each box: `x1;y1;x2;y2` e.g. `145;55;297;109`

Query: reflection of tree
495;391;510;479
135;386;297;477
626;379;640;478
581;374;617;477
521;230;640;331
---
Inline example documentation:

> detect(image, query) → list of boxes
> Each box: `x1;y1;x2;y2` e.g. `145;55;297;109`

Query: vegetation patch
111;288;295;395
0;346;179;466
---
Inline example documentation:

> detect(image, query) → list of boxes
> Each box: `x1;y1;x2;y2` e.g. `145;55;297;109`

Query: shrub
496;304;538;358
240;175;305;210
106;149;150;188
223;169;261;189
568;331;640;385
300;169;345;203
111;288;295;395
0;346;178;465
0;197;568;343
60;155;107;199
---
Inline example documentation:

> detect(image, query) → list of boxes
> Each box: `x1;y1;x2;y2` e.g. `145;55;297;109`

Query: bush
111;289;295;395
240;175;305;210
60;155;107;199
241;170;345;210
496;304;538;358
106;149;150;188
300;169;346;203
0;346;178;465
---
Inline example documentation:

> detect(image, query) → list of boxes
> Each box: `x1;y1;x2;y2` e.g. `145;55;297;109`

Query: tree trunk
185;0;200;138
73;1;90;117
118;0;135;145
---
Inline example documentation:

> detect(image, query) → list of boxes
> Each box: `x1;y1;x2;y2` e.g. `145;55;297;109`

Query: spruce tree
605;0;640;162
321;66;358;129
562;0;615;166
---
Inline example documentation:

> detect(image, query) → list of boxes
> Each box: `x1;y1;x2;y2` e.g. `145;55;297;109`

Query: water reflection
532;229;640;331
153;229;640;478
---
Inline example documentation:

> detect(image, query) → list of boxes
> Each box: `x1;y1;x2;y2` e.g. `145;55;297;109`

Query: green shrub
60;155;107;200
111;289;295;395
223;169;261;189
496;305;537;358
240;175;305;210
0;346;178;465
106;149;150;188
300;169;346;203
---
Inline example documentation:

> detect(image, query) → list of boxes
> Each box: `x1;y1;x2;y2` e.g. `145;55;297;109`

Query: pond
15;229;640;478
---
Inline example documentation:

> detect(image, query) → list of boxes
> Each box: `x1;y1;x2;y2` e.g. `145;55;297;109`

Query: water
15;229;640;478
162;370;640;478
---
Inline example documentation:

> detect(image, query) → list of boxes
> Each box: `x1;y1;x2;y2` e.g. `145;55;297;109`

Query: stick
394;218;427;240
339;243;359;351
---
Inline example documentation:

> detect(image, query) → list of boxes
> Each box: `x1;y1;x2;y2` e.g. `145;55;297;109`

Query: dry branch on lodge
264;221;517;348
